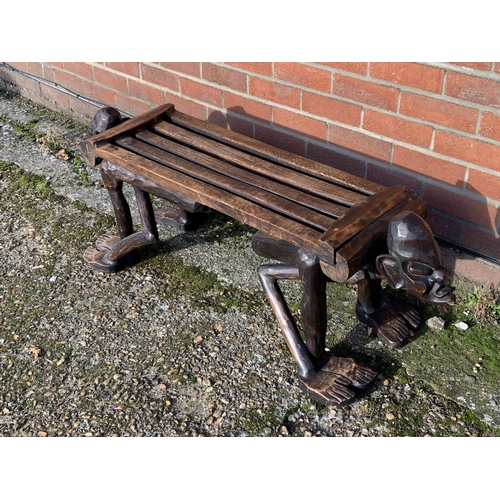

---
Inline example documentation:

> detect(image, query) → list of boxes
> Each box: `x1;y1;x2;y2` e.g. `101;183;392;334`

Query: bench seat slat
97;143;330;260
168;110;381;196
116;136;335;231
153;120;368;207
319;185;413;254
135;130;349;220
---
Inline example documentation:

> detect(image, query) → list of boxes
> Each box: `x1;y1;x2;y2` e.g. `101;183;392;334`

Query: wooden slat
81;104;174;166
136;129;349;219
117;136;334;231
319;185;412;254
96;143;333;261
154;120;368;207
89;103;174;145
169;109;381;195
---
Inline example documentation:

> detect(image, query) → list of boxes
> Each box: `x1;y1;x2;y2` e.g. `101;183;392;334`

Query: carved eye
405;262;434;277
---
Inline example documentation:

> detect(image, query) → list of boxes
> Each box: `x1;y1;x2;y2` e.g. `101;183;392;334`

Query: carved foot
83;234;137;273
319;355;378;389
299;371;356;407
298;356;377;407
357;299;420;349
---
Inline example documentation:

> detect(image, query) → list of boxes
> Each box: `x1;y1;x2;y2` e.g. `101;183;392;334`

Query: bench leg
354;273;420;349
83;162;159;273
253;232;377;407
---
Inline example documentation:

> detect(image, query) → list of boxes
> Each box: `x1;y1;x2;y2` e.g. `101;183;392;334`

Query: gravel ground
1;90;499;437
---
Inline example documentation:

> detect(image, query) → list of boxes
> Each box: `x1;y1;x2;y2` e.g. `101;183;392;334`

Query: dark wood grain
154;120;368;207
117;136;335;231
169;109;381;195
81;104;174;166
319;185;412;255
95;143;330;261
136;129;350;219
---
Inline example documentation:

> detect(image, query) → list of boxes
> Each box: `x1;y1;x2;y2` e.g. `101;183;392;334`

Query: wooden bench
81;103;452;407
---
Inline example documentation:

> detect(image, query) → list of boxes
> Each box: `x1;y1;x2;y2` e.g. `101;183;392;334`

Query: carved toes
320;355;378;389
96;234;121;252
83;246;119;273
357;301;421;349
299;371;357;407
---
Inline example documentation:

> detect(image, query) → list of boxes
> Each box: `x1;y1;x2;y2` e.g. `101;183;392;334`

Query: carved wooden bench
81;103;453;407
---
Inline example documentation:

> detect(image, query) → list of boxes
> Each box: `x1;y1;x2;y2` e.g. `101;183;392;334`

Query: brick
423;184;499;229
105;62;140;78
7;62;28;71
479;111;500;141
363;110;433;148
249;77;300;108
63;62;94;80
255;124;306;156
226;114;254;137
366;163;422;194
114;93;151;116
53;68;85;95
464;227;500;260
159;62;201;78
400;92;479;134
393;146;466;184
41;65;56;83
165;93;208;121
466;169;500;202
140;64;180;92
273;108;327;141
302;91;361;126
66;94;96;120
41;84;69;108
180;78;222;107
46;62;64;68
82;80;116;107
226;62;272;76
224;92;271;123
307;143;365;178
128;79;165;106
332;74;399;111
274;63;331;92
26;62;43;77
370;63;444;94
445;72;500;109
93;66;128;93
452;62;492;71
495;63;500;74
209;111;254;138
201;63;247;92
318;62;367;75
328;124;392;162
425;210;464;244
433;130;500;172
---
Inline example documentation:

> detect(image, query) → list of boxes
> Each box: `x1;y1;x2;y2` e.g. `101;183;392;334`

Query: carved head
376;211;454;304
89;107;123;137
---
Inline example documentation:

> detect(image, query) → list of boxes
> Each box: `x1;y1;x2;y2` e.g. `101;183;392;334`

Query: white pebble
426;316;445;330
454;321;469;331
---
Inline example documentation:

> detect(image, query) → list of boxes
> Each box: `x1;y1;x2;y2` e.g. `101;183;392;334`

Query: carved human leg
352;272;420;349
253;232;377;407
83;162;159;273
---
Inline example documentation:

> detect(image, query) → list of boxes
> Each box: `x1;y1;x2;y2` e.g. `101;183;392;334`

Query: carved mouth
423;282;454;303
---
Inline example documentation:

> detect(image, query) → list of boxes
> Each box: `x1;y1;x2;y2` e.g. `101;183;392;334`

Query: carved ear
376;254;405;290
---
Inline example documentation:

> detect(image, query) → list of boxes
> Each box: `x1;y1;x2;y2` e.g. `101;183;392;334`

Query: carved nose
432;268;444;282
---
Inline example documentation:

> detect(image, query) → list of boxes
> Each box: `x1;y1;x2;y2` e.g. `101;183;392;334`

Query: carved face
376;211;454;304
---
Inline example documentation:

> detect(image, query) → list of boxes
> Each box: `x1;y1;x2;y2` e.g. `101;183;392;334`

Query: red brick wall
1;62;499;262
